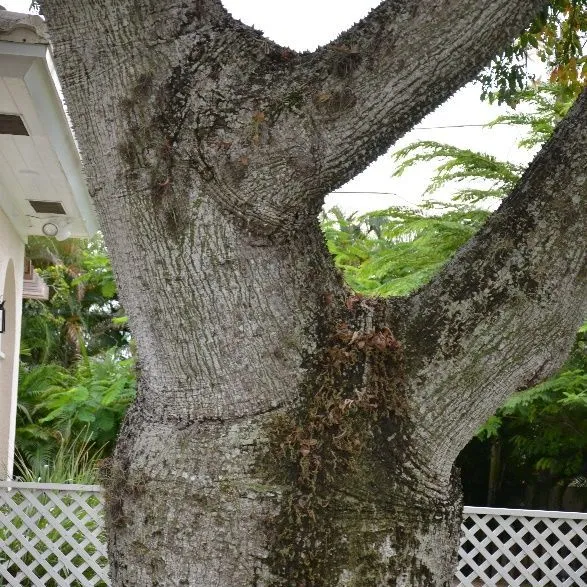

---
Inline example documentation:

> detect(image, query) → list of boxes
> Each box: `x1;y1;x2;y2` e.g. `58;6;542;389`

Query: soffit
0;11;96;241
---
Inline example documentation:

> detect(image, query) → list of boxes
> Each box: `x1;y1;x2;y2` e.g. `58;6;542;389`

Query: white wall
0;206;24;478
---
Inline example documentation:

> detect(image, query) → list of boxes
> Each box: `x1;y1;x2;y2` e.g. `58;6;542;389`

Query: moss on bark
261;297;408;585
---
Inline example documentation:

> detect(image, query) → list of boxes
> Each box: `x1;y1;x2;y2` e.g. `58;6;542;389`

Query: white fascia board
0;40;45;60
0;40;98;238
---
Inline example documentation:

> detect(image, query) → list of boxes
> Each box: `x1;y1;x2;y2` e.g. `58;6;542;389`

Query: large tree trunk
100;211;465;585
41;0;586;585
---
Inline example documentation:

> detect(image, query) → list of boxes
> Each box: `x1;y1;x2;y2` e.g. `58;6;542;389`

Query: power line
414;121;513;130
332;191;397;195
331;191;417;206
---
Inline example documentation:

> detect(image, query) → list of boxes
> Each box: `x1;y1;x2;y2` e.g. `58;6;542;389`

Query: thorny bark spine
39;0;586;585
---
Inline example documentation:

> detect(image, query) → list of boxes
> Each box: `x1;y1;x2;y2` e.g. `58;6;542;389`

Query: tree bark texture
41;0;587;585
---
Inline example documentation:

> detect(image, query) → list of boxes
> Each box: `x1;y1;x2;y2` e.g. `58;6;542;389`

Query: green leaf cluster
21;236;126;368
487;84;575;150
17;351;135;455
392;141;522;203
477;328;587;478
322;204;488;296
14;237;135;482
481;0;587;105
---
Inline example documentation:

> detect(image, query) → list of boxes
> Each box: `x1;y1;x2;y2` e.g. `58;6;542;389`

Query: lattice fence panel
457;506;587;586
2;483;586;586
0;481;109;586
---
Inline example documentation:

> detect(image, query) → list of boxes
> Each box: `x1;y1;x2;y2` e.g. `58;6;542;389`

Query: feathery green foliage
21;236;126;368
322;204;489;295
14;237;134;479
487;84;576;149
14;351;135;479
391;141;523;203
477;327;587;478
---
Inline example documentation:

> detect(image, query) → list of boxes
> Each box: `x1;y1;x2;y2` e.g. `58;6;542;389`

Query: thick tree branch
400;88;587;473
44;0;547;237
187;0;548;231
178;0;549;233
251;0;548;210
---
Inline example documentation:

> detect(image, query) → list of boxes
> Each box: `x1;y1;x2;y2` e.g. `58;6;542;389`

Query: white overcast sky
4;0;536;214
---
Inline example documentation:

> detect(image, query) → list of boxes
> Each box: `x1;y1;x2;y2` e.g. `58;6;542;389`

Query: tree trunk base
104;412;463;586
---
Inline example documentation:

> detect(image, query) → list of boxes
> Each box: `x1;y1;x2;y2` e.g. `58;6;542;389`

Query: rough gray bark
402;92;587;478
40;0;587;585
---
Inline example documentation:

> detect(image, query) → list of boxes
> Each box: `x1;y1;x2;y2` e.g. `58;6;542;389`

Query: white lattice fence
457;506;587;586
2;484;586;586
0;481;108;586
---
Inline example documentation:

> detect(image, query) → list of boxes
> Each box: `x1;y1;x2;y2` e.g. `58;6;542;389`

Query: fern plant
14;351;135;476
14;236;135;478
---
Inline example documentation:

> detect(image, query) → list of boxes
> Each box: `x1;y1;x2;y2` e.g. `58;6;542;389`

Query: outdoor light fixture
0;300;5;334
41;221;58;237
41;218;73;240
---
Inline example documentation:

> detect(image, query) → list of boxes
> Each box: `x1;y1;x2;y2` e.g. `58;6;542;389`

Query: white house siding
0;205;24;478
